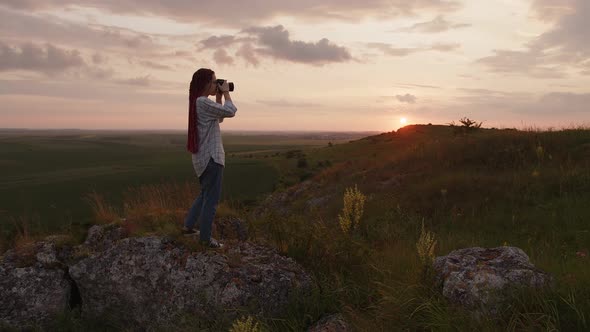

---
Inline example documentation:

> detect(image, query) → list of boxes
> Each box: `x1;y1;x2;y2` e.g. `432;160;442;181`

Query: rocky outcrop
0;224;313;330
433;246;553;316
256;180;321;217
0;241;72;329
69;237;312;327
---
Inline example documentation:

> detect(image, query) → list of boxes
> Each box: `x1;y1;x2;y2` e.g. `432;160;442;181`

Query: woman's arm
198;97;237;119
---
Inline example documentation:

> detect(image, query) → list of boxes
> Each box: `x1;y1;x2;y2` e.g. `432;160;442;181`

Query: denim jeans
184;157;224;242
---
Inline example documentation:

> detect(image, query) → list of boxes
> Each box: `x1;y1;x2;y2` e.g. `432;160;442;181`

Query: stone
0;242;71;329
83;224;125;252
433;246;553;316
69;235;313;329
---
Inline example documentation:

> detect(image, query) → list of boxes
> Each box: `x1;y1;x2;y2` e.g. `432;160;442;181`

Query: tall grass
83;180;243;238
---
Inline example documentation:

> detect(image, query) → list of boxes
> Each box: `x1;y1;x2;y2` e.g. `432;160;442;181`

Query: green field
0;129;372;243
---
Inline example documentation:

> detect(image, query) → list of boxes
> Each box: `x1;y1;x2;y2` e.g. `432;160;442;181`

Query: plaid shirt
191;96;237;177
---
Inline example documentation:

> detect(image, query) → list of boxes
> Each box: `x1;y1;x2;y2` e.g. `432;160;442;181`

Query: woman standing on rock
183;68;237;248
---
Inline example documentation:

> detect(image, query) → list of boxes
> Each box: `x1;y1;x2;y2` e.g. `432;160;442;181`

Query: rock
308;314;350;332
433;246;553;316
83;224;125;252
2;241;62;269
69;235;313;329
0;242;72;329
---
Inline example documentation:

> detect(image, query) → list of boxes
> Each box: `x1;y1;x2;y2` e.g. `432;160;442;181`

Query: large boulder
433;246;553;316
0;241;72;329
69;235;313;328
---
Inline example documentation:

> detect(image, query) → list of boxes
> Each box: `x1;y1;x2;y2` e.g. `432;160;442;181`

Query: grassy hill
248;124;590;331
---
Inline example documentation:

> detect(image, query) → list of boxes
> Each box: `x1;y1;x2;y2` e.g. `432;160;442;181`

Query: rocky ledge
0;224;313;330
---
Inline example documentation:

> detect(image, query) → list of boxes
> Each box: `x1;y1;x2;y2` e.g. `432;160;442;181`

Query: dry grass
83;190;121;225
84;180;243;239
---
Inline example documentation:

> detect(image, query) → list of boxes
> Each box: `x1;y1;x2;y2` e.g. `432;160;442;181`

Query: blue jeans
184;157;224;242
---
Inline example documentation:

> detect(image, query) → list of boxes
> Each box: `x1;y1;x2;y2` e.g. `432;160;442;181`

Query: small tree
459;117;482;129
450;117;483;135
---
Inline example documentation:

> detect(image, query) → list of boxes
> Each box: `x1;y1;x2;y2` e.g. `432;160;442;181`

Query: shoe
182;227;200;236
200;238;224;249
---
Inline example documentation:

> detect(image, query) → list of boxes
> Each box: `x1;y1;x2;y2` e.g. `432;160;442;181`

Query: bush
338;185;366;234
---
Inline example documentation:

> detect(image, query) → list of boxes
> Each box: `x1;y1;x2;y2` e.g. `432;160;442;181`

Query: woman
183;68;237;248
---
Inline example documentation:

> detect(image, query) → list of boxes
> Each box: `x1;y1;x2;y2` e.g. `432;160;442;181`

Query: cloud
395;94;417;103
430;43;461;52
91;52;107;64
213;49;234;65
235;43;260;66
0;8;159;53
530;0;578;22
476;49;565;78
395;15;470;33
535;92;590;113
0;41;85;74
452;88;590;116
256;99;321;108
531;1;590;55
138;60;172;70
117;75;151;86
198;35;239;50
85;67;114;79
197;26;352;66
368;42;461;56
241;25;352;65
393;83;441;89
0;0;461;25
478;0;589;78
367;43;420;56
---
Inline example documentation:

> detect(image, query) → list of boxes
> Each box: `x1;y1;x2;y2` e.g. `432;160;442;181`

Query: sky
0;0;589;132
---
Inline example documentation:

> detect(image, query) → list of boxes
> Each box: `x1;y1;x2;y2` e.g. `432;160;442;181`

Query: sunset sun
400;117;408;125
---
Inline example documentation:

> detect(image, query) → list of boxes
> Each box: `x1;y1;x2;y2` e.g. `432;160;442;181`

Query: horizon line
0;127;385;133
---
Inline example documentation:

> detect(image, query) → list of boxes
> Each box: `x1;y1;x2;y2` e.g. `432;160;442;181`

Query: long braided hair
187;68;214;153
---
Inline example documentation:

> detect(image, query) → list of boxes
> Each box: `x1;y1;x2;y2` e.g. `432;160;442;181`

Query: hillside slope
251;124;590;330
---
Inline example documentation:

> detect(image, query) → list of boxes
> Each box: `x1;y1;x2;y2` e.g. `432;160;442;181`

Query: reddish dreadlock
187;68;215;153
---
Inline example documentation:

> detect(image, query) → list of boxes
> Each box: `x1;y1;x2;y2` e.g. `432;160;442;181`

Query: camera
216;79;234;92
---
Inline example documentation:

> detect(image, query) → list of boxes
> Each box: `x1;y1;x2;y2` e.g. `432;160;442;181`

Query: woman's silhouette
183;68;237;248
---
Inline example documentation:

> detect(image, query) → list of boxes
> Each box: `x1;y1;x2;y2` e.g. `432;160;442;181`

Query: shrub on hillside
338;185;366;234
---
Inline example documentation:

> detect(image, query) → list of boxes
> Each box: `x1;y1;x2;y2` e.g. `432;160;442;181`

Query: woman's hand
218;80;230;92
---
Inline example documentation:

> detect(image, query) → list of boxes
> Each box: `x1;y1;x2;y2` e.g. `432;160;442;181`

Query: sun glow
400;117;408;125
